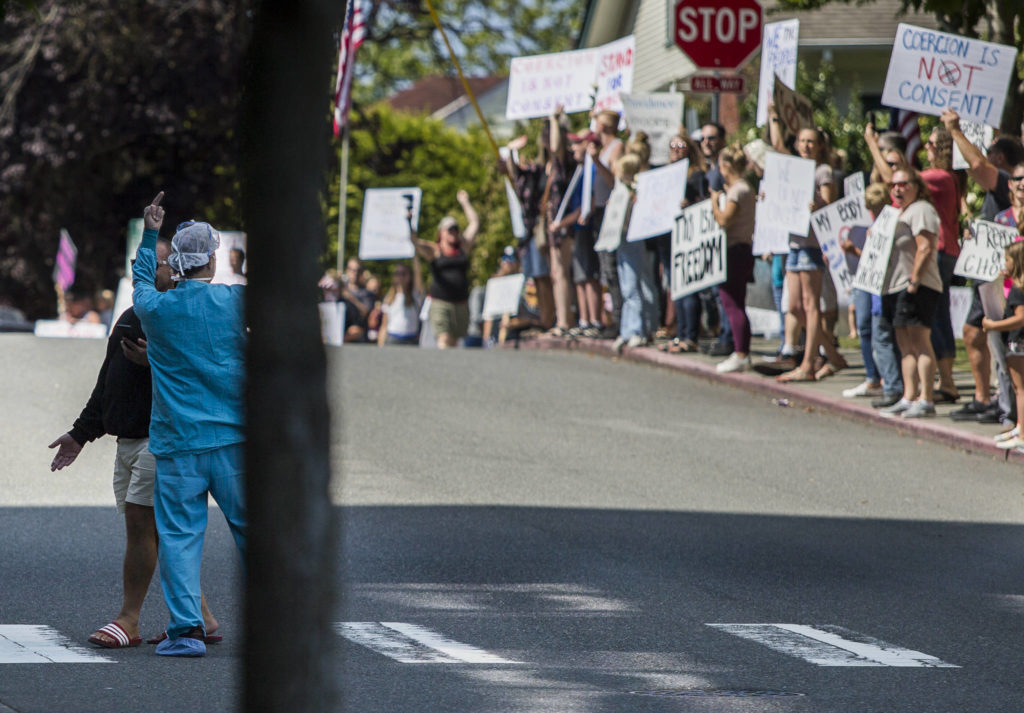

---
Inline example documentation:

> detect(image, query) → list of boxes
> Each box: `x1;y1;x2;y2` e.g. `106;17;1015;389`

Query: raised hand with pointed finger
143;191;165;231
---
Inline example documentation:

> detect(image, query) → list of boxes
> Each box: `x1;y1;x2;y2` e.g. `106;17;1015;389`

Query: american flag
891;109;922;168
52;229;77;292
333;0;367;137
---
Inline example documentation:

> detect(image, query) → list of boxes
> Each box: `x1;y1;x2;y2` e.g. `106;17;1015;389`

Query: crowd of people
328;103;1024;447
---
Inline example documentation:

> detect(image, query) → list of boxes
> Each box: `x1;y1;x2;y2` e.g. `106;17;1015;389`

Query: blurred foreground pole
241;1;339;712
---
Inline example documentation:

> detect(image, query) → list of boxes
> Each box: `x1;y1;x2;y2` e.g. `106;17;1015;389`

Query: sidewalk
512;332;1024;465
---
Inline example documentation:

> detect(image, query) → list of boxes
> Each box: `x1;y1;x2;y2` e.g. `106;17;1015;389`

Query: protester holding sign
588;110;626;336
409;190;479;349
707;145;757;373
878;168;944;418
981;242;1024;449
542;109;578;337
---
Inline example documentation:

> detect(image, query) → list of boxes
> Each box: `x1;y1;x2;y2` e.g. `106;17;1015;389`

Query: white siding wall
632;0;695;92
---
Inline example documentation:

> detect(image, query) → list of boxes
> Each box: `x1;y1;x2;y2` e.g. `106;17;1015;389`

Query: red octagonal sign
674;0;763;71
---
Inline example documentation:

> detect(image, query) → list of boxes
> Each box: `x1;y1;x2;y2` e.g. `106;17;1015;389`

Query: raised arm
549;107;565;159
864;123;895;183
767;104;787;154
132;192;165;315
457;189;480;249
942;109;1000;191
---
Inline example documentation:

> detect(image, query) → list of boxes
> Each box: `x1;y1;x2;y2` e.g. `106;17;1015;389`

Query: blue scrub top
132;228;246;456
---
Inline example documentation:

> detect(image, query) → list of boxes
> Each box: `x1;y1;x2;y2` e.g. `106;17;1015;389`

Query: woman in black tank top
409;190;480;348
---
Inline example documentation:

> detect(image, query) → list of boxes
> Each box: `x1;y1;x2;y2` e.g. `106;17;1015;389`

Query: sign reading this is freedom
881;23;1018;127
506;36;635;120
954;220;1020;282
851;206;900;296
671;199;726;300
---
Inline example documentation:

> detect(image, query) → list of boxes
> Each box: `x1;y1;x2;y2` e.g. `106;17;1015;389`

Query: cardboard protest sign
670;199;726;300
757;19;799;127
594;181;632;252
844;171;865;198
850;206;900;296
506;36;634;120
760;152;816;238
810;195;874;308
773;76;814;145
881;24;1018;127
625;161;687;242
954;220;1019;282
482;273;527;319
358;188;421;260
619;92;684;166
953;120;994;170
752;201;790;255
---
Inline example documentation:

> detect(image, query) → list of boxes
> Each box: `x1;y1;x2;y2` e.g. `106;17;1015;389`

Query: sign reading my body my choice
851;206;900;296
882;23;1018;127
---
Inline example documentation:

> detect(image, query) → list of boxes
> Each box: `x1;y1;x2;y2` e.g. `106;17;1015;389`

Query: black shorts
965;284;985;329
571;225;600;284
882;286;941;329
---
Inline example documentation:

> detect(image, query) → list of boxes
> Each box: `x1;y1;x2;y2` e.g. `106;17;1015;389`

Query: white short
112;437;156;513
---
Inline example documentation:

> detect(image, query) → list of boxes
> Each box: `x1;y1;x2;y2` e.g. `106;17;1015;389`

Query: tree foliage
773;0;1024;132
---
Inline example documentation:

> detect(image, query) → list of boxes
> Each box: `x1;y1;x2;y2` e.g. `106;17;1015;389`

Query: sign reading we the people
670;199;726;300
881;24;1018;127
506;36;635;120
757;19;799;127
619;92;684;166
625;160;687;242
851;206;900;296
358;188;421;260
811;195;873;308
954;220;1020;282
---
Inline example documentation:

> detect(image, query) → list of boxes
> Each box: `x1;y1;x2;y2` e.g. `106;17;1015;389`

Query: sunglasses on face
701;136;718;143
890;180;910;189
886;161;900;168
1010;176;1024;183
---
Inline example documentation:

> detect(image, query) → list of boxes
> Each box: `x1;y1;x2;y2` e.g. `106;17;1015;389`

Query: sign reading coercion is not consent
851;206;900;296
670;199;726;300
881;23;1018;127
954;220;1020;282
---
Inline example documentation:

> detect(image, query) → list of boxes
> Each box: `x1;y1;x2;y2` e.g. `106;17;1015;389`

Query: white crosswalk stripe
336;622;521;664
707;624;959;668
0;626;114;664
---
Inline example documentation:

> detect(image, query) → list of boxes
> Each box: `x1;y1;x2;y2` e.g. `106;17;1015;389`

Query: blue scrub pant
155;443;247;639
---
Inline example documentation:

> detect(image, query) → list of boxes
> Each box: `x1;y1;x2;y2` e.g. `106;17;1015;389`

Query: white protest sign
555;165;582;224
504;178;527;240
319;301;344;346
212;231;247;285
950;285;972;339
851;206;900;296
881;24;1018;127
670;199;727;300
844;171;865;198
481;273;527;319
752;201;790;255
594;181;632;252
358;188;421;260
978;279;1007;320
506;36;635;120
581;153;594;219
810;194;874;308
757;19;799;127
620;92;684;166
761;152;816;238
953;120;994;170
773;77;815;145
34;320;108;339
954;219;1019;282
625;161;687;242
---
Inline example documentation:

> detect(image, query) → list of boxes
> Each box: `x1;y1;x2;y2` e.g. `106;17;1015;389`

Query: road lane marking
335;622;520;664
707;624;958;668
0;626;114;663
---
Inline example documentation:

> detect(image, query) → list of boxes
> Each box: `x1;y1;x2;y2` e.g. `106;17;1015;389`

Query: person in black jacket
47;238;217;649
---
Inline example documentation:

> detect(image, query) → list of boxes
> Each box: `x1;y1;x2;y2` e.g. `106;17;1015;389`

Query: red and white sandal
88;621;142;648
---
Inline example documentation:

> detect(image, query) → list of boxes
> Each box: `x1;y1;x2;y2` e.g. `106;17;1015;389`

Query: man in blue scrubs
133;192;246;657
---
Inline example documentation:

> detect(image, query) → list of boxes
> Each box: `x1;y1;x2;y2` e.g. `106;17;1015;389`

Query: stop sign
674;0;763;71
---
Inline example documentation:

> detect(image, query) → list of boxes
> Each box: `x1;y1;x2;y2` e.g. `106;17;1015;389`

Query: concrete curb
512;335;1024;465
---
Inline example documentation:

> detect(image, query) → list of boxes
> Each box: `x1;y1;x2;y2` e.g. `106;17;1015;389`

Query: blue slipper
155;635;207;657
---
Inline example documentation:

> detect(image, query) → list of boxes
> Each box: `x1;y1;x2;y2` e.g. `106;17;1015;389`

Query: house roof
386;75;506;115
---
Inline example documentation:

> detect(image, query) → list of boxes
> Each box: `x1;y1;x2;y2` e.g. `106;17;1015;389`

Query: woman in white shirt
378;256;425;346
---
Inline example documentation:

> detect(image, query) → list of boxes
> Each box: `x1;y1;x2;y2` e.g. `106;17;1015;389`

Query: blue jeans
871;298;903;396
772;254;786;337
617;239;658;339
675;293;700;342
155;443;247;639
853;288;879;383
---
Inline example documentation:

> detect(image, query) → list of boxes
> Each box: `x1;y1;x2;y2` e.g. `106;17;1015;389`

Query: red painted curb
510;335;1024;464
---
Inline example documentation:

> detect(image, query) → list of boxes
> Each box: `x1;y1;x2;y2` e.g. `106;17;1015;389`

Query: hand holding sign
144;191;165;231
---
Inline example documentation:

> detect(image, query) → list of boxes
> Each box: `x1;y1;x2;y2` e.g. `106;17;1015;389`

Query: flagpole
336;126;350;275
423;0;501;163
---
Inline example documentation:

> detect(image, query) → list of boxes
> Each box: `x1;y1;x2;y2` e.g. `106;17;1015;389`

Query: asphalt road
3;335;1024;712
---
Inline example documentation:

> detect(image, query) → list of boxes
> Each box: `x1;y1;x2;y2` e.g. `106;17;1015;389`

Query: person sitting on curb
48;237;219;649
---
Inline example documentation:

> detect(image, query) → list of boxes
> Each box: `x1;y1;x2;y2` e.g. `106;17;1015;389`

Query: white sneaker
879;398;913;417
842;380;884;398
626;334;647;349
612;336;627;354
901;400;936;419
994;426;1019;443
716;352;751;373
